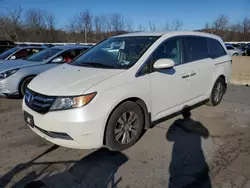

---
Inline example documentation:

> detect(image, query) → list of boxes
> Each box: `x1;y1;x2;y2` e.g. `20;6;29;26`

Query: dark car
246;45;250;56
236;43;248;56
0;46;45;61
0;40;16;54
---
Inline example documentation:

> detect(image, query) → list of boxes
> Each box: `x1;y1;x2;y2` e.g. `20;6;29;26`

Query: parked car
225;44;242;56
232;43;240;49
0;45;90;97
247;45;250;56
0;46;45;61
238;43;248;56
23;31;232;151
0;40;16;54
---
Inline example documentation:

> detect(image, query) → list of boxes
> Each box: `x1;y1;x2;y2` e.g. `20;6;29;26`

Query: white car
226;45;242;56
23;31;232;151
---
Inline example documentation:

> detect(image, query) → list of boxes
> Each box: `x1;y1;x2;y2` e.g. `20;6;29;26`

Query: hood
0;60;42;72
28;64;125;96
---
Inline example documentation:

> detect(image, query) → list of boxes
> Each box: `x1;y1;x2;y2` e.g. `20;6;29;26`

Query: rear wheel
232;53;238;56
20;77;34;97
105;101;144;151
208;77;226;106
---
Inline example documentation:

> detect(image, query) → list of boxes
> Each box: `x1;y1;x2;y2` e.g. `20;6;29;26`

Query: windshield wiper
77;62;117;69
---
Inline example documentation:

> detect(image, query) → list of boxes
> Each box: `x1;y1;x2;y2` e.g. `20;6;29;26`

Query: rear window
207;38;227;58
185;36;209;62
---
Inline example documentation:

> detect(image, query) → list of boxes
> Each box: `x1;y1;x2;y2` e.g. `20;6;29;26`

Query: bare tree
149;21;156;31
171;20;183;31
138;24;145;32
242;17;250;40
6;6;23;41
0;16;13;40
162;20;183;31
110;13;125;33
205;22;210;29
79;10;93;33
163;21;170;31
94;15;107;40
73;10;93;42
229;23;242;41
44;12;57;42
213;15;229;31
45;12;56;30
126;18;133;32
25;8;46;29
0;6;23;41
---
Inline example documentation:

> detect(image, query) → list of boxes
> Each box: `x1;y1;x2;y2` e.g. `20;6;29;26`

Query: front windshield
71;36;159;69
0;47;19;59
26;48;62;62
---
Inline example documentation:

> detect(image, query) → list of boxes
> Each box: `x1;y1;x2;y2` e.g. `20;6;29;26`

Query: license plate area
24;111;34;128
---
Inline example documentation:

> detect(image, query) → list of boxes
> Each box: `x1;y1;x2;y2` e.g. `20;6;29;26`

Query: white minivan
23;32;232;151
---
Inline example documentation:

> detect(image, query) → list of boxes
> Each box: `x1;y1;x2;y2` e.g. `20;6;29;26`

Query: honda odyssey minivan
23;31;232;151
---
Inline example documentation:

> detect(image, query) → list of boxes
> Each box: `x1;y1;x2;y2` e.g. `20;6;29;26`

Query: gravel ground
0;84;250;188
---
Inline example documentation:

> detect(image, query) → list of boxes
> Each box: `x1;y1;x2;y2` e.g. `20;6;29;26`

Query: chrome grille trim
25;88;56;114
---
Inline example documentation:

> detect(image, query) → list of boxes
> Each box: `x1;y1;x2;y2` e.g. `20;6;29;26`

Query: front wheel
208;77;226;106
20;77;34;97
105;101;144;151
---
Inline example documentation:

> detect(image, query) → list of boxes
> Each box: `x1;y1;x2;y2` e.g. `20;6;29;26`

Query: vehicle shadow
0;145;60;188
166;107;212;188
0;146;128;188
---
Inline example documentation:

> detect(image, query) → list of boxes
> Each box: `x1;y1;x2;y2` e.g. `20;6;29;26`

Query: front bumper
22;101;107;149
0;85;18;96
0;78;19;96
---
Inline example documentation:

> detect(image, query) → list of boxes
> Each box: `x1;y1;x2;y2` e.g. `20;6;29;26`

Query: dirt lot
1;84;250;188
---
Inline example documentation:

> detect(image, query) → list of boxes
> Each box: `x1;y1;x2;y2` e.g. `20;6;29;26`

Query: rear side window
226;46;234;50
185;36;209;62
14;49;29;59
207;38;227;58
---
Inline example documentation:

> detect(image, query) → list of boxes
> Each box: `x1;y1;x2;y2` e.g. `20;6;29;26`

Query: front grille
25;88;56;114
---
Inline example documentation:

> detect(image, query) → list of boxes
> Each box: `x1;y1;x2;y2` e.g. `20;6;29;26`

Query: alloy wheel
114;111;139;144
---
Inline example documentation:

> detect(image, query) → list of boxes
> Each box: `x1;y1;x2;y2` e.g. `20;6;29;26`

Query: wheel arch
18;74;37;94
103;97;151;145
218;74;227;93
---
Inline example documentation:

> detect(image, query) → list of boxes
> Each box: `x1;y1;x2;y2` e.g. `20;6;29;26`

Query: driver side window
52;49;84;64
152;37;183;66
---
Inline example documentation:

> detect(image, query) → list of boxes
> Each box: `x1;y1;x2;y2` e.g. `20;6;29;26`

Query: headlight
0;69;19;79
50;93;96;111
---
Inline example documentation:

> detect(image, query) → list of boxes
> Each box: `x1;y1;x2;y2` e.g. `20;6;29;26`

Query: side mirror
52;57;63;63
153;58;175;69
10;55;16;60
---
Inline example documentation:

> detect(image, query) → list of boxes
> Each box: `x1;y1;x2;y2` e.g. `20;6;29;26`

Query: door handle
190;72;196;77
182;74;190;79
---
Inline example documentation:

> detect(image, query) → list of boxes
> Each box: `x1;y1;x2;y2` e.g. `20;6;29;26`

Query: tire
208;77;226;106
232;53;238;56
105;101;144;151
20;77;34;97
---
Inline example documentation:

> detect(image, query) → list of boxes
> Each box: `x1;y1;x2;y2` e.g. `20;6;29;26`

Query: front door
150;37;192;121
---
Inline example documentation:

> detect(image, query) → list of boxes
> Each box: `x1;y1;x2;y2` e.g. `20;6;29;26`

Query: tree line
0;7;249;43
203;15;250;42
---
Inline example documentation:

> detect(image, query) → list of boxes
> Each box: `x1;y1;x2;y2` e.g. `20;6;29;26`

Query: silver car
225;45;242;56
0;45;90;97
